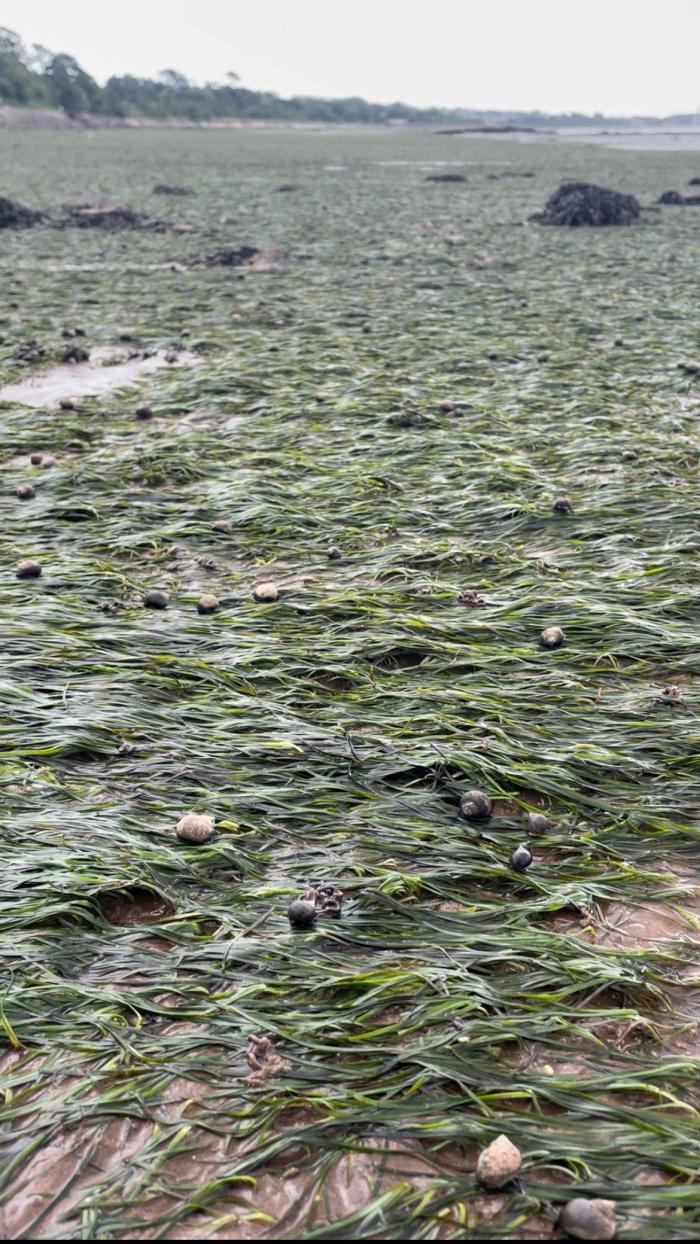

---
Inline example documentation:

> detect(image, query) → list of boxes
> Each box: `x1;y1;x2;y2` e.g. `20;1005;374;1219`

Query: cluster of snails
287;884;343;928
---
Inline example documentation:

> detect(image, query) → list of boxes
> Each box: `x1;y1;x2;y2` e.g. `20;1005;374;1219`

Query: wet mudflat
1;127;700;1240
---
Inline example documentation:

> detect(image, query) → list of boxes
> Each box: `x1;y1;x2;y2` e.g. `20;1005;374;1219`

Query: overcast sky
2;0;698;116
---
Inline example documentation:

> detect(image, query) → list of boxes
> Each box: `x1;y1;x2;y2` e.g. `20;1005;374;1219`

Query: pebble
16;484;35;500
475;1135;522;1189
527;812;550;834
175;813;216;844
144;589;169;609
253;581;279;603
459;789;493;820
197;593;220;614
559;1198;617;1241
540;625;565;649
16;559;42;579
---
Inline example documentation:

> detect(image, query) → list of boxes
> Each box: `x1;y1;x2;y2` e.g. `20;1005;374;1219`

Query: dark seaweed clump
201;245;260;266
152;183;194;196
425;172;466;183
0;195;43;228
536;181;640;226
657;189;700;206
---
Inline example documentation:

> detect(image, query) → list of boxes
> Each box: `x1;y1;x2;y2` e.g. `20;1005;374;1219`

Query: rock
327;546;342;560
202;245;259;267
39;455;58;468
197;593;220;614
16;559;42;579
212;519;232;533
552;497;573;514
476;1135;522;1189
135;403;153;420
253;581;279;603
30;453;44;465
144;589;169;609
438;398;456;412
559;1198;617;1240
425;172;466;183
535;182;640;227
62;344;89;364
459;789;493;820
527;812;550;835
176;813;215;844
678;361;700;375
59;397;76;410
16;484;36;500
540;625;565;649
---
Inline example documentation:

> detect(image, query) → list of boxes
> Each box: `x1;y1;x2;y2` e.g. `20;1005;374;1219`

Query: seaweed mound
0;196;43;228
689;177;700;186
64;203;168;230
425;172;466;183
536;181;640;227
657;189;700;206
152;184;194;196
202;246;260;267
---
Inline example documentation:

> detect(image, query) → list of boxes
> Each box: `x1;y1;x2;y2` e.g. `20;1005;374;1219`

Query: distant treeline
0;26;697;127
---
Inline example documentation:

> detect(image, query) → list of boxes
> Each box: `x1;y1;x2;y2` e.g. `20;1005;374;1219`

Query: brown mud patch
0;346;198;408
97;886;175;925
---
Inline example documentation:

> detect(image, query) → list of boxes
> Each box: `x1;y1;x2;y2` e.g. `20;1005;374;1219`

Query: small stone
212;519;232;533
144;589;169;609
678;360;700;375
30;453;44;465
39;455;58;469
327;546;342;561
59;397;76;410
510;844;533;873
559;1198;617;1241
253;581;279;603
614;337;625;347
476;1134;522;1189
135;403;152;420
459;789;493;821
16;559;42;579
540;625;565;649
288;898;316;929
197;593;219;615
361;321;373;333
527;812;550;835
438;399;455;412
552;497;573;514
16;484;35;500
176;813;215;844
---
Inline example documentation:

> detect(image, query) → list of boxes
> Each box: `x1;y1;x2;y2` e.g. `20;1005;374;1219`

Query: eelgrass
0;127;699;1240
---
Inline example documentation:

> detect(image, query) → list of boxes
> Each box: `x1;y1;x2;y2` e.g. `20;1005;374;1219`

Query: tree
43;53;100;114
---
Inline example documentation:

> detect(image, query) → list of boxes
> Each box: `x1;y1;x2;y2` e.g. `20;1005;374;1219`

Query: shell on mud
175;813;216;844
540;625;565;649
475;1134;522;1189
527;812;550;834
39;454;58;468
459;789;493;820
30;452;44;465
144;588;169;609
327;546;342;560
212;519;232;533
559;1198;617;1241
197;593;220;614
510;844;533;873
135;402;153;420
16;559;42;579
552;496;573;514
16;484;36;500
253;581;279;603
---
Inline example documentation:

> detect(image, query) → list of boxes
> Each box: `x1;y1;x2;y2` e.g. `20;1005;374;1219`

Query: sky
2;0;698;117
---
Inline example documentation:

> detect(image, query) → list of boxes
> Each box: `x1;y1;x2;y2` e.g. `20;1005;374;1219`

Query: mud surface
0;346;197;406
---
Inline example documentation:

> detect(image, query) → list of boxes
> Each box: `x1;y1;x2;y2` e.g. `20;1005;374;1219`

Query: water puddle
0;346;198;408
